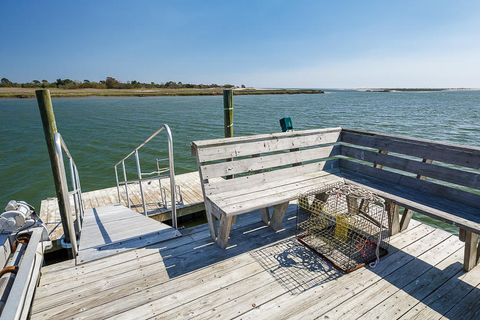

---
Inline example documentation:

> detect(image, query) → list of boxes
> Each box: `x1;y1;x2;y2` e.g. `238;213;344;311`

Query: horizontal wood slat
340;145;480;190
193;127;342;148
194;129;341;162
339;159;480;210
341;171;480;233
201;145;339;179
217;174;342;216
204;160;339;195
211;171;340;209
341;129;480;170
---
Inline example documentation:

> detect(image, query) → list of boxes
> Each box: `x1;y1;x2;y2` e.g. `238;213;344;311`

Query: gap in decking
44;248;70;265
164;210;208;228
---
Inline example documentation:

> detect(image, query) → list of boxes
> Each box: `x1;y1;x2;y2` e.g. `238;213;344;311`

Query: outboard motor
0;201;50;318
0;201;36;233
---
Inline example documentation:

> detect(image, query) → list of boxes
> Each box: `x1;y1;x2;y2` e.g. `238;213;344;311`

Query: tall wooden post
36;89;74;247
223;89;234;227
223;89;234;138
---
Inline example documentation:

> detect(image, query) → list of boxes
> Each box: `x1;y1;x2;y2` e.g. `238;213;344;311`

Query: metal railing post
135;150;148;216
69;158;81;233
114;165;121;203
114;124;179;229
122;160;130;208
74;166;84;222
54;134;79;257
165;125;177;229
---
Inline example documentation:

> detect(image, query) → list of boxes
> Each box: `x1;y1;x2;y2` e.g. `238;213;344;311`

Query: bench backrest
338;128;480;209
192;128;342;197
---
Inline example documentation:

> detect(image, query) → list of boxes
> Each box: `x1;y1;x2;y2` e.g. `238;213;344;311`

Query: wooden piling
36;89;75;248
223;89;235;221
223;89;234;138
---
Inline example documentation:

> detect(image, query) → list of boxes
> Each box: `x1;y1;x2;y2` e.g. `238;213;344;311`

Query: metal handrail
114;124;178;229
54;132;85;257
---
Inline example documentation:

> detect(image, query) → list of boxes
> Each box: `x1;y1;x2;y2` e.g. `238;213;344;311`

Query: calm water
1;90;479;232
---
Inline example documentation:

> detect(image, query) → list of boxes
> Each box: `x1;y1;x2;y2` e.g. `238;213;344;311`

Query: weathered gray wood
40;172;204;248
200;145;338;179
386;200;400;236
269;202;289;230
213;174;341;216
32;210;301;319
438;269;480;319
373;149;388;168
216;215;234;248
340;169;480;233
260;207;270;224
38;208;273;289
400;208;414;232
36;208;458;320
464;231;479;271
211;171;339;208
77;205;180;263
398;259;480;319
346;195;359;214
236;225;445;320
354;245;464;320
204;160;338;195
341;128;480;170
339;159;480;212
203;199;217;241
194;128;341;162
36;89;75;249
193;127;342;149
341;145;480;190
459;228;467;242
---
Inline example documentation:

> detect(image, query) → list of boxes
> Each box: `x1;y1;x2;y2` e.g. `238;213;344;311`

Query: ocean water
1;90;479;232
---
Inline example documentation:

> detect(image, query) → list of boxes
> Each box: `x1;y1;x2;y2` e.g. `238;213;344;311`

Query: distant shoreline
363;88;449;92
0;87;324;98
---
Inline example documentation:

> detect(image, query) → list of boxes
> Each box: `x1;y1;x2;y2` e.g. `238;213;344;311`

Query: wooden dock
39;171;204;250
31;206;480;319
77;205;181;264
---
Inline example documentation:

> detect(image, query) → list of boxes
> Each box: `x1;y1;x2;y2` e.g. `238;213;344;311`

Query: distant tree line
0;77;246;89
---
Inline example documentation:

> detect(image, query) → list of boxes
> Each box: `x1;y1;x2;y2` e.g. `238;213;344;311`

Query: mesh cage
297;183;390;273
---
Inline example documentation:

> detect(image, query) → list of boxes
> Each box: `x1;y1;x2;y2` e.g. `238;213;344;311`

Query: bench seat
339;170;480;233
208;170;343;217
193;127;480;271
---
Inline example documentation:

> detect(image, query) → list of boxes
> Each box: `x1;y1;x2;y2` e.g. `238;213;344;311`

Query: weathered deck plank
39;171;204;250
76;205;181;264
31;205;480;320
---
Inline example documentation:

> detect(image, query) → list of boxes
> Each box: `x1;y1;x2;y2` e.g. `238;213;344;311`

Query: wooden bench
337;128;480;271
193;128;480;271
191;128;344;248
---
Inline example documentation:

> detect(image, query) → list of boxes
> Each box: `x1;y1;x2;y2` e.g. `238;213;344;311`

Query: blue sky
1;0;480;88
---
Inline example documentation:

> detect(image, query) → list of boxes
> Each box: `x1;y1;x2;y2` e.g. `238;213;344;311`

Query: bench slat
341;129;480;170
212;170;335;200
210;171;341;210
193;127;342;148
204;160;338;196
341;145;480;190
213;174;343;216
340;170;480;233
339;159;480;210
195;129;341;162
201;145;339;179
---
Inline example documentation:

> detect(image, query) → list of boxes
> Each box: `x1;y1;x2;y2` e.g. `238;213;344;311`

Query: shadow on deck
32;205;480;319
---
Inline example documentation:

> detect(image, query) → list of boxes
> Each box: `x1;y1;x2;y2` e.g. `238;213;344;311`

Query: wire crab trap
296;183;390;273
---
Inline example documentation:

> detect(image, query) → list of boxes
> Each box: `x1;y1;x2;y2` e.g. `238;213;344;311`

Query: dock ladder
114;124;181;229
